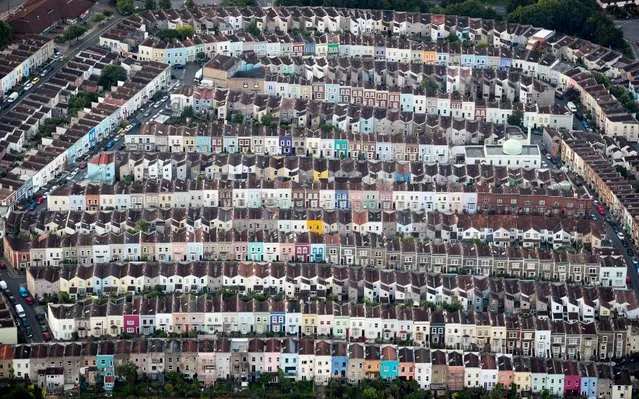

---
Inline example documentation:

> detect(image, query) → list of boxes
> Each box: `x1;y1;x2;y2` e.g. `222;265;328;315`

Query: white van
0;281;7;290
15;304;25;318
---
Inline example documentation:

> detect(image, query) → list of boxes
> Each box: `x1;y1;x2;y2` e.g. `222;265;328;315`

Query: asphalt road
0;15;125;119
616;19;639;59
0;269;45;343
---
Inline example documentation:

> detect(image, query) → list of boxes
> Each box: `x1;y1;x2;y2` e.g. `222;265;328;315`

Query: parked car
25;296;34;305
6;294;16;305
0;281;6;291
42;331;51;341
596;205;606;215
18;286;29;298
36;313;45;323
0;262;6;269
27;201;36;211
628;247;635;256
78;161;87;169
24;82;33;90
31;77;40;84
36;196;45;205
545;154;552;160
618;232;625;240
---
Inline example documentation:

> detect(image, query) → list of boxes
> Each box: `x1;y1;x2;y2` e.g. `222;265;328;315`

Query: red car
36;196;45;205
78;161;87;169
25;296;34;305
596;205;606;215
42;331;51;341
0;263;6;269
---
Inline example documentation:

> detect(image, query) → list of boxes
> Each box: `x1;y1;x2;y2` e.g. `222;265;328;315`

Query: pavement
0;0;25;19
615;19;639;59
1;267;46;343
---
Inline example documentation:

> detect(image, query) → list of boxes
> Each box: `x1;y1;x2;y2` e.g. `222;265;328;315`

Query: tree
181;105;195;119
57;291;74;304
564;87;580;103
246;23;261;36
0;20;13;49
63;24;87;41
145;0;157;10
232;113;244;124
117;362;138;384
421;77;439;96
99;65;128;91
158;0;171;8
176;25;195;39
362;387;380;399
136;219;150;233
93;13;106;23
506;0;535;13
196;51;206;61
261;113;274;126
116;0;135;15
184;0;195;8
507;109;524;127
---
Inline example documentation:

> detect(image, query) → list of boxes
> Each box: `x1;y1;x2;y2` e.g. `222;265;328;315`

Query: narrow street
1;267;45;343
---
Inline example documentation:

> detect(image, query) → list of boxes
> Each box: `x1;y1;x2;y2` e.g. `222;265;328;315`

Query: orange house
398;347;415;380
364;346;381;379
85;186;100;211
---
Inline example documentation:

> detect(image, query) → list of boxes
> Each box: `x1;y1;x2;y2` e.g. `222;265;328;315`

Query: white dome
502;138;523;155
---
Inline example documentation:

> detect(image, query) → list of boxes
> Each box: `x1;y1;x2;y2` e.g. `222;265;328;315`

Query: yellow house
423;49;437;65
307;219;323;234
302;304;318;335
313;170;329;183
513;359;532;392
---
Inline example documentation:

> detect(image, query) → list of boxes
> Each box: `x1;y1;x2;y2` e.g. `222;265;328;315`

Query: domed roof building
454;124;541;169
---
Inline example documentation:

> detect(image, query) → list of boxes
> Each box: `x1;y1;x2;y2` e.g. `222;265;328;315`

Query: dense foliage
506;0;630;56
99;65;128;91
0;20;14;49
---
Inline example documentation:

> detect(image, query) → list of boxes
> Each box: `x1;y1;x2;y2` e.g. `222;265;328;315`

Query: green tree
184;0;195;8
145;0;157;9
136;219;150;233
0;20;13;49
99;65;128;91
117;362;138;384
196;51;206;61
116;0;135;15
261;113;274;126
564;87;580;103
92;13;106;23
421;77;439;96
506;0;535;13
507;109;524;127
362;386;380;399
246;23;261;36
57;291;74;304
63;24;87;41
158;0;171;8
232;113;244;124
176;25;195;39
181;105;195;119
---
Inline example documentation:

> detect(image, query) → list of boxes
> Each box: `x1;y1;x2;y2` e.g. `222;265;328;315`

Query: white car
0;281;7;291
618;232;625;240
125;124;133;131
24;82;33;90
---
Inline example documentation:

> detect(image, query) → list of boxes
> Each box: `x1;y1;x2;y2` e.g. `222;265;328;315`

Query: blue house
580;363;598;398
380;346;399;380
269;308;285;333
280;339;299;378
304;41;315;56
87;153;116;184
310;243;325;262
335;188;349;209
331;342;348;378
223;135;238;153
279;135;293;155
195;135;211;152
97;342;115;392
500;55;513;70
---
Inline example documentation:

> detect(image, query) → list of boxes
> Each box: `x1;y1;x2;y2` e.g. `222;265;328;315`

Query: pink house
279;240;296;263
123;313;140;334
349;187;364;210
563;360;581;395
295;239;311;262
171;239;187;262
264;338;282;373
497;355;515;388
197;339;217;385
